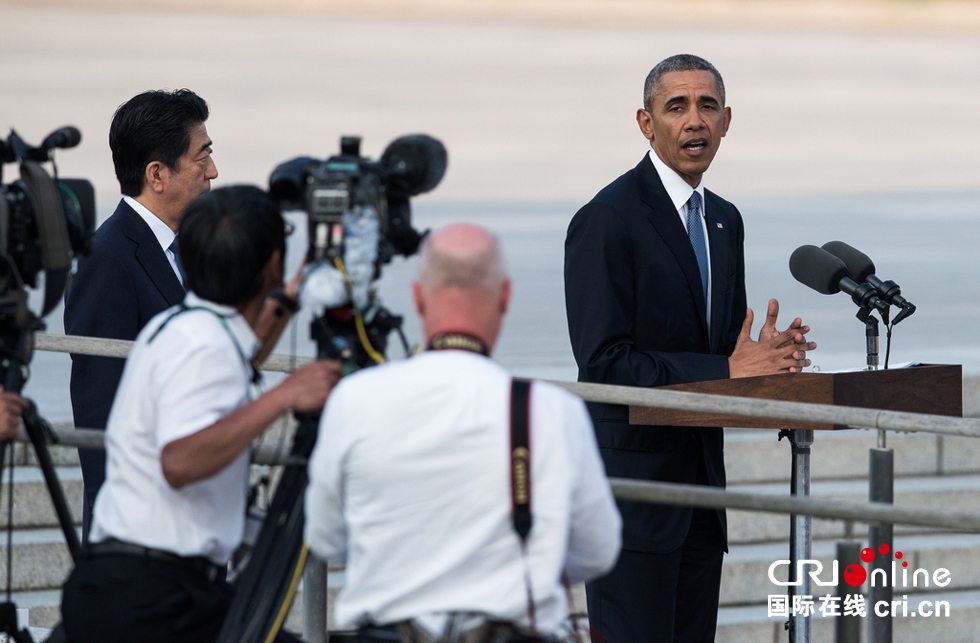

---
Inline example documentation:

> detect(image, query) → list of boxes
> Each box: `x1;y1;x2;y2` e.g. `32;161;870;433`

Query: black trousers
586;507;725;643
62;552;302;643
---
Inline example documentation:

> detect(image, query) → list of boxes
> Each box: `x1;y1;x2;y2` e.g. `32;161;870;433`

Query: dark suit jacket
564;155;746;554
64;199;185;509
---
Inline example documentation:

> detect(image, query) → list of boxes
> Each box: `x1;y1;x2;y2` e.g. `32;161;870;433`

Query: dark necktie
686;191;708;304
168;237;186;284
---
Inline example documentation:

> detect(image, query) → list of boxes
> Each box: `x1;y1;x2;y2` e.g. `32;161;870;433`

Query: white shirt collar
183;291;261;359
647;149;705;215
123;196;176;253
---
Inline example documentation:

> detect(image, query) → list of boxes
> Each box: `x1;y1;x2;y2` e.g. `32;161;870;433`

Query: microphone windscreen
821;240;876;283
789;245;849;295
380;134;447;196
42;126;81;150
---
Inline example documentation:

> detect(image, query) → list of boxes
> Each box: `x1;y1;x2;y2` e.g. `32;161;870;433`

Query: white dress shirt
123;196;183;286
90;292;260;564
647;149;712;327
305;350;621;635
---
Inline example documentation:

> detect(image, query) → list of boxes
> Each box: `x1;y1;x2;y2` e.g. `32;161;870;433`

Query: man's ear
144;161;169;195
499;280;512;315
636;108;655;142
412;282;425;316
722;105;732;138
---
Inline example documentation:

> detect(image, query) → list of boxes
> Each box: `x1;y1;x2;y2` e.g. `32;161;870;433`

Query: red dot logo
895;551;903;559
878;544;890;555
902;561;908;567
861;548;876;562
844;564;867;587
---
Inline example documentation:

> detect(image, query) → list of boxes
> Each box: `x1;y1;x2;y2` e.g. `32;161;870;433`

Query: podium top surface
628;364;962;430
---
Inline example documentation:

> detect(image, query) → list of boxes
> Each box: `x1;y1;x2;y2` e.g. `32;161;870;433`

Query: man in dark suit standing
65;89;218;538
564;55;817;642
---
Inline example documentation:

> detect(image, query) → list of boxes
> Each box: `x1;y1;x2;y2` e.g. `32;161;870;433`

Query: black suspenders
510;378;532;541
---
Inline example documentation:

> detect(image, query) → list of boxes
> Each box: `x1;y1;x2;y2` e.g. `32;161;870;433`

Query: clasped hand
728;299;816;379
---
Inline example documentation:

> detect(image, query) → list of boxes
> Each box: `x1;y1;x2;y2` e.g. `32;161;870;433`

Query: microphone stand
856;307;879;371
855;301;889;372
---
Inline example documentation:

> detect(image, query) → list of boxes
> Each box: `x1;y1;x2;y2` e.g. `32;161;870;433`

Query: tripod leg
21;403;80;560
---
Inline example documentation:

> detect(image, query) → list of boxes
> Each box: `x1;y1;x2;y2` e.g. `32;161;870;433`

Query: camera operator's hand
254;261;307;366
285;260;306;301
281;360;343;412
0;387;27;441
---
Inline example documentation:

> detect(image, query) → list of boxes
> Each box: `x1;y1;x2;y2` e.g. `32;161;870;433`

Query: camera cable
333;258;385;365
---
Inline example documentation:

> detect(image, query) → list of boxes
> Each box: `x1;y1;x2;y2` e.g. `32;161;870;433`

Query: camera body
0;176;94;292
269;134;446;369
0;127;95;380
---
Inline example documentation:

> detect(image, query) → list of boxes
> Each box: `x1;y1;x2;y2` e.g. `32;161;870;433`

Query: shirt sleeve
563;395;622;584
304;382;351;565
153;327;249;447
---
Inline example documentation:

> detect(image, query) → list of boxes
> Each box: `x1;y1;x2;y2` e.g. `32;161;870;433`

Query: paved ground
1;3;978;420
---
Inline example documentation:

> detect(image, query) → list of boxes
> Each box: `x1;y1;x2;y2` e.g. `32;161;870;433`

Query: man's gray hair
643;54;726;110
417;229;509;289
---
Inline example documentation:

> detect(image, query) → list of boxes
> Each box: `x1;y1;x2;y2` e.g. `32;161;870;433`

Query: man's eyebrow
197;139;213;154
662;95;688;109
699;95;721;106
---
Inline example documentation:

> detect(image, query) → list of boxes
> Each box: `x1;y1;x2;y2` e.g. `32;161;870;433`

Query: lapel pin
716;222;724;229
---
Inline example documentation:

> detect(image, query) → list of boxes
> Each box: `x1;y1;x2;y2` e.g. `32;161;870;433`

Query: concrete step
717;586;980;643
0;466;83;529
721;532;980;607
0;528;75;592
727;472;980;544
724;428;980;485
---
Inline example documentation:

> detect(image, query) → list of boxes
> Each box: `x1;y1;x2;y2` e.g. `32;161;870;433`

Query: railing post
868;447;894;643
303;556;328;643
835;536;861;643
788;428;813;643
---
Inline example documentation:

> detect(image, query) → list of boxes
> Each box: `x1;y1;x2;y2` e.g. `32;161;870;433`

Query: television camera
217;134;446;643
0;125;95;642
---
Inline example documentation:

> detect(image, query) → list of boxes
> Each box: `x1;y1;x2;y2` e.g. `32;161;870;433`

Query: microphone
821;240;916;324
789;245;889;314
41;126;81;152
380;134;447;196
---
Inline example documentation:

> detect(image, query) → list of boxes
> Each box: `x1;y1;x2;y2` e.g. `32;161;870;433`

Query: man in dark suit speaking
564;55;817;642
64;89;218;538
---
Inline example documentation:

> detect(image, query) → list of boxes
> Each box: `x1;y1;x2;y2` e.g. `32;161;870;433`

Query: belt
86;538;224;582
359;620;559;643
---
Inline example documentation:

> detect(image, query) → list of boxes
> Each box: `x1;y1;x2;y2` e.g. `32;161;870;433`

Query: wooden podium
628;364;962;643
629;364;962;430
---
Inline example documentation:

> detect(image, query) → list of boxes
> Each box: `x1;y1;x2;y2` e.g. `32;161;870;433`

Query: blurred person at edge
61;185;342;643
305;223;622;643
0;389;26;439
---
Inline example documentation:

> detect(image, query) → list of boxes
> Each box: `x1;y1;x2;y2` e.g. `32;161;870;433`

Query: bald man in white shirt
305;223;621;643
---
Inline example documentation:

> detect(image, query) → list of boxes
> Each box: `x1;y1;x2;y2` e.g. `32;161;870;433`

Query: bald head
417;223;508;289
413;223;511;353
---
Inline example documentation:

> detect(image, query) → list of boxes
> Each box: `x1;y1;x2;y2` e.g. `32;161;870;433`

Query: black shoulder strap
510;378;532;541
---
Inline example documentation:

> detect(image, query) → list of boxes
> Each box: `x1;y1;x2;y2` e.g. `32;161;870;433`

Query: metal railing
27;333;980;643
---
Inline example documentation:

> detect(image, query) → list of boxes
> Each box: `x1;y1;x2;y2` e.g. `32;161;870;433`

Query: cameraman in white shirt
305;223;621;643
61;185;341;643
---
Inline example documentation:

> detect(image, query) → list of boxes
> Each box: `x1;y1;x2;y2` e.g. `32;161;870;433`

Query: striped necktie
686;191;708;304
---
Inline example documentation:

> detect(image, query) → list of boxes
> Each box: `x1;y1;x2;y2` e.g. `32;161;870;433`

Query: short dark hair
178;185;286;307
109;89;210;197
643;54;726;110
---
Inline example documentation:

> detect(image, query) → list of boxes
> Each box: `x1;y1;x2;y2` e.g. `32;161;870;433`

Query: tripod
0;313;81;642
